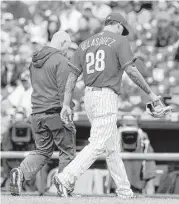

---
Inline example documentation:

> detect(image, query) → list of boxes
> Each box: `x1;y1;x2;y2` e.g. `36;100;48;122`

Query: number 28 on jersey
86;50;105;74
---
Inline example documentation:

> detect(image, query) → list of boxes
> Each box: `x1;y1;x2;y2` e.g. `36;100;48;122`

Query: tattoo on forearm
65;72;78;94
125;65;151;95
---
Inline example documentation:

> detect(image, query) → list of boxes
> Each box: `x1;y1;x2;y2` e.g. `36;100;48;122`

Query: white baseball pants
57;87;133;198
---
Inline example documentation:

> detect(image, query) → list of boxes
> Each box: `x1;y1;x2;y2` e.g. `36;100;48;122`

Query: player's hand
149;92;159;102
60;105;73;124
146;96;172;118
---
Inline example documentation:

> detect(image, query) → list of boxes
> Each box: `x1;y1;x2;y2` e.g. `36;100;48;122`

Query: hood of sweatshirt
32;46;61;68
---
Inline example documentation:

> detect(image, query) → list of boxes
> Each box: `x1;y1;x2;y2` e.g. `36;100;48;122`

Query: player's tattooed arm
125;64;158;101
63;72;78;106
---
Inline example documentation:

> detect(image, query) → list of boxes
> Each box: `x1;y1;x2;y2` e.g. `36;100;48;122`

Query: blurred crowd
1;0;179;119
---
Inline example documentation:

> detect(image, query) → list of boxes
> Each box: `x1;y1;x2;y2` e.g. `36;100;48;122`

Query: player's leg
54;114;117;194
105;117;134;198
53;88;120;196
10;114;54;195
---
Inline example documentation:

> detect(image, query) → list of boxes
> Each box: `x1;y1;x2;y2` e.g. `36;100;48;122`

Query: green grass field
1;193;179;204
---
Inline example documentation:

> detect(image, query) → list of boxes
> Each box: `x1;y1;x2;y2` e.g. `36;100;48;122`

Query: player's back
77;31;126;95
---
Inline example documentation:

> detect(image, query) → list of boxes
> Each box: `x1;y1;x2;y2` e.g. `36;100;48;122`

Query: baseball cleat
130;193;145;199
117;193;144;199
53;175;71;197
10;168;23;196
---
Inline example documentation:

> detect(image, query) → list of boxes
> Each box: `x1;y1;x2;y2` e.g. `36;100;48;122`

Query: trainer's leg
19;115;54;181
56;114;117;190
105;115;133;198
36;164;49;194
53;122;76;173
19;132;53;180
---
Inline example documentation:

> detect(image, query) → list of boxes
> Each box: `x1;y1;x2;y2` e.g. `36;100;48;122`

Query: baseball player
53;13;171;199
9;31;76;196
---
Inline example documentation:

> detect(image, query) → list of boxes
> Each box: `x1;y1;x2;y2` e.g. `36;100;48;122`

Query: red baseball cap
105;12;129;36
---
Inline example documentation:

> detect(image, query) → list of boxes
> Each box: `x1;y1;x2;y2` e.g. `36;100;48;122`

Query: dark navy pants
19;113;76;180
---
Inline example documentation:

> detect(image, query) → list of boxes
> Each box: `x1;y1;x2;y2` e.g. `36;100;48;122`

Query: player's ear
118;23;124;34
116;23;120;29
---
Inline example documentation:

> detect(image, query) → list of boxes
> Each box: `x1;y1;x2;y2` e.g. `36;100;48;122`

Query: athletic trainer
54;13;160;199
10;31;76;196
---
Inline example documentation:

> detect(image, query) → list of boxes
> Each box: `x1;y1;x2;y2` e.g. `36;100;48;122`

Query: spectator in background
111;1;131;18
75;17;91;45
137;6;152;26
2;12;23;47
31;36;44;53
132;1;143;13
60;2;82;33
3;0;32;20
47;15;61;42
17;18;31;47
75;2;102;44
1;55;21;91
154;0;168;12
157;164;179;194
28;12;47;40
155;12;178;47
91;1;112;21
88;17;101;35
18;45;33;62
1;70;32;118
1;30;10;54
16;44;33;73
174;45;179;62
82;2;94;20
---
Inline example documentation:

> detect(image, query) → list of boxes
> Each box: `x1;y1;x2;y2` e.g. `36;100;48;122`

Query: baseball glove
146;97;172;118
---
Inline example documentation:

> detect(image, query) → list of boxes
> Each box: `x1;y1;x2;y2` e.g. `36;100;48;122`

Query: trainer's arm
125;64;158;101
63;72;78;107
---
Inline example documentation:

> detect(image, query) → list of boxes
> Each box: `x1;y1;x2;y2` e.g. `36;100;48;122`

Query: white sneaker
10;168;23;196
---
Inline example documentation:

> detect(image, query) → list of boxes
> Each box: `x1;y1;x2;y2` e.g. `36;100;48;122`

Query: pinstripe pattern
57;87;133;198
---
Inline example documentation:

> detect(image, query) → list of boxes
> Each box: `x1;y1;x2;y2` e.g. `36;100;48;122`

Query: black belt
44;107;62;115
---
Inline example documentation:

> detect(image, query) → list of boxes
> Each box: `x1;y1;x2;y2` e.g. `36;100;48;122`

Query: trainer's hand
60;105;73;124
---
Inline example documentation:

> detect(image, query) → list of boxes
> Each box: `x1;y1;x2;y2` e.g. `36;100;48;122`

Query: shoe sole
117;194;145;199
10;169;21;196
53;176;68;197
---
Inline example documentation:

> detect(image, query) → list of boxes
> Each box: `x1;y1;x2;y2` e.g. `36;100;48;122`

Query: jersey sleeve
117;36;137;69
68;48;82;77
